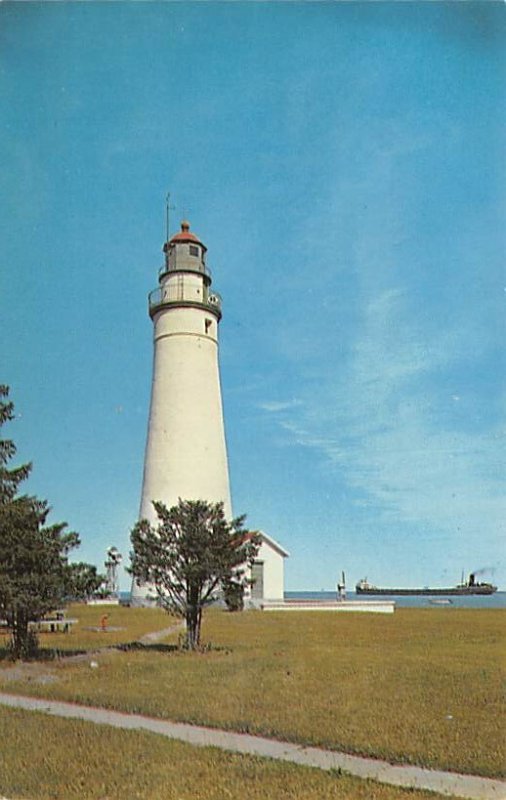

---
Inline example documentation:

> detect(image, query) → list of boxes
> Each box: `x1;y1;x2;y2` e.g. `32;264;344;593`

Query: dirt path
0;621;184;679
135;621;184;643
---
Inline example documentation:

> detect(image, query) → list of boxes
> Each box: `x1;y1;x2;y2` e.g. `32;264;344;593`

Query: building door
251;561;264;599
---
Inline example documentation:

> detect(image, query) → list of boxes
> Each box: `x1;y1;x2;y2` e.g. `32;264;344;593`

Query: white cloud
257;399;302;413
262;286;506;550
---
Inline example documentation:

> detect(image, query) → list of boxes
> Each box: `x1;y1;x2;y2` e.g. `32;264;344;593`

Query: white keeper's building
246;532;290;605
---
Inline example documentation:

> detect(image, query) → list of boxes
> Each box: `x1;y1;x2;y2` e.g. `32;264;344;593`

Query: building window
205;319;212;334
189;245;199;257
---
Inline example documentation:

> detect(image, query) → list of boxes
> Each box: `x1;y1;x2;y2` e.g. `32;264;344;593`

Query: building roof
165;220;207;251
245;530;290;558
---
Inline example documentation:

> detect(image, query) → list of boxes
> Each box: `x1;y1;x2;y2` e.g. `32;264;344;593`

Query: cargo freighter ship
355;573;497;596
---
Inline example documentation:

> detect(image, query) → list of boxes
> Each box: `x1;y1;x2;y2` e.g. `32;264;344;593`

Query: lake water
284;591;506;608
120;590;506;608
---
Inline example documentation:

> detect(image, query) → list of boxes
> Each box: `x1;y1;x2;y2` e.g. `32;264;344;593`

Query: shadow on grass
117;641;231;654
0;640;231;662
117;642;180;654
0;646;89;662
0;642;181;661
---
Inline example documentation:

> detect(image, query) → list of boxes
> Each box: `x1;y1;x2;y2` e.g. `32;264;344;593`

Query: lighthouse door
251;561;264;600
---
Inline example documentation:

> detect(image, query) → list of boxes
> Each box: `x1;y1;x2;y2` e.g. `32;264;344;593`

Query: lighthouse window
189;245;199;257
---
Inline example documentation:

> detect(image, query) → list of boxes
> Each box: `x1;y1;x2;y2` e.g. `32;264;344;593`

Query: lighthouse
131;221;232;604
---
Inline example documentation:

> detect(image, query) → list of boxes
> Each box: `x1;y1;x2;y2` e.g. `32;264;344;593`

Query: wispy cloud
257;399;302;413
258;286;505;550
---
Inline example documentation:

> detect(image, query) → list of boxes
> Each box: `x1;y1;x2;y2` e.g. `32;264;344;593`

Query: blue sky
1;2;504;591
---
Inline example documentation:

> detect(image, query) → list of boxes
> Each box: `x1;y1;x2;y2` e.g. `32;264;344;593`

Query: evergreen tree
0;386;99;659
0;384;31;503
130;499;260;649
66;562;104;602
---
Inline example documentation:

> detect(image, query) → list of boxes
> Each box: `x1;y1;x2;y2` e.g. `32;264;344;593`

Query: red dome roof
165;220;206;250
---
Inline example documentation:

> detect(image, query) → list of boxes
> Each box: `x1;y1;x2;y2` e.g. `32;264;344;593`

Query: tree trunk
185;606;198;650
10;610;38;660
195;607;202;648
185;587;202;650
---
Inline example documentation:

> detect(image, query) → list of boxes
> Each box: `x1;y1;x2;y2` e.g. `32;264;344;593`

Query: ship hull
356;586;496;596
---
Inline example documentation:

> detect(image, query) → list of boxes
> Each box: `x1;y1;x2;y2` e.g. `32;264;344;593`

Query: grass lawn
0;606;504;779
0;706;452;800
0;603;174;652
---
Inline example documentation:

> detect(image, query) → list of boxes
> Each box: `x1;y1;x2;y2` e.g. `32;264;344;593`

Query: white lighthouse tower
131;220;232;604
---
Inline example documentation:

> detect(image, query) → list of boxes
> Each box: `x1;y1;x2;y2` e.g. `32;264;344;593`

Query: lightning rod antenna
165;192;175;242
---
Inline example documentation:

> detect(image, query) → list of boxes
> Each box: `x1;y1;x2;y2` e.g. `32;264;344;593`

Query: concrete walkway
0;693;504;800
135;621;184;644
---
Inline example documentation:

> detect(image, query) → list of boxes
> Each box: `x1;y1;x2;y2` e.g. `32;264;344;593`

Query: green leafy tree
222;577;245;612
0;385;98;659
130;499;260;649
66;562;105;601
